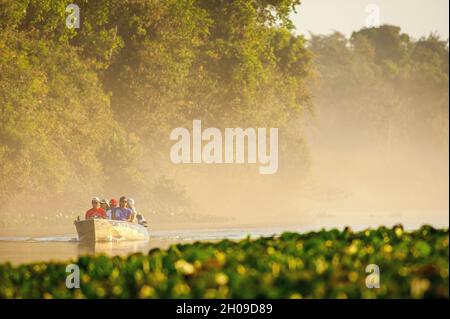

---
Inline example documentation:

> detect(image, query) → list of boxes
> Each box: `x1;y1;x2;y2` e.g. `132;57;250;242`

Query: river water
0;215;448;265
0;225;314;265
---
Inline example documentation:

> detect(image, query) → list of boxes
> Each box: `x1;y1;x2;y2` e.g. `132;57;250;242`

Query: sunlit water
0;227;308;265
0;215;447;265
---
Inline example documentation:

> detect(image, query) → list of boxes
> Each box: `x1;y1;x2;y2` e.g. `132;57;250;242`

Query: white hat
91;197;100;203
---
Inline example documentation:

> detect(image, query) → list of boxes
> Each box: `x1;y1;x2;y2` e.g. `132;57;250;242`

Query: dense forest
0;0;448;225
311;26;449;156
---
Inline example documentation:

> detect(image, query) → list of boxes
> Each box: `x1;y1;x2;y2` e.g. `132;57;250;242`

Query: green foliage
0;31;111;198
0;225;448;298
1;2;448;219
0;0;310;215
310;25;449;153
351;25;411;63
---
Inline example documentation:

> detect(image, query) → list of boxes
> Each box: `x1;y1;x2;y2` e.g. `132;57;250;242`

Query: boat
74;218;149;242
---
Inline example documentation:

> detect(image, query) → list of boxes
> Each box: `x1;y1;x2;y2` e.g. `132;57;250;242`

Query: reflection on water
0;226;300;265
0;237;180;265
77;241;156;256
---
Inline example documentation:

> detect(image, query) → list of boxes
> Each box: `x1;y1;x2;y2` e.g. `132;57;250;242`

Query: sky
291;0;449;39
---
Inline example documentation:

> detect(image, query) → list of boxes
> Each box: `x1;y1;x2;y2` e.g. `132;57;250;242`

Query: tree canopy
0;0;312;218
0;1;448;222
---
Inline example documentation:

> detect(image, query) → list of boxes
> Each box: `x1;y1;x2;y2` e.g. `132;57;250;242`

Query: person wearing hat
100;199;110;213
106;198;118;220
110;196;133;221
85;197;107;219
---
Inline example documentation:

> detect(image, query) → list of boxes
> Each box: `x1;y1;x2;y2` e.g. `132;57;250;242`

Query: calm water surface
0;215;447;265
0;226;311;265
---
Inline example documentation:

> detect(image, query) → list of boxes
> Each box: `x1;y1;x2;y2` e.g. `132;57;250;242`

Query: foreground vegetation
0;225;448;299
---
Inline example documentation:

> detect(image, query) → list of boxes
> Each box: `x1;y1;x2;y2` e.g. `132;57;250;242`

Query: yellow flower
174;259;195;275
215;251;227;265
95;287;105;297
215;273;229;286
348;271;358;283
347;244;358;255
43;292;53;299
173;283;191;296
112;285;123;296
314;258;328;274
272;263;281;277
139;285;155;298
236;265;246;275
152;271;167;283
383;244;393;254
394;227;403;238
411;278;430;298
81;274;91;284
111;268;120;279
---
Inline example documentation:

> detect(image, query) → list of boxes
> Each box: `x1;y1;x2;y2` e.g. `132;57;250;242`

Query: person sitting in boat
111;196;133;221
85;197;107;219
100;199;110;213
127;198;137;222
106;198;118;219
127;198;148;227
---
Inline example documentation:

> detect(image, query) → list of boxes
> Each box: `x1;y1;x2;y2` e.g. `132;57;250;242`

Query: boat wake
0;227;290;243
0;235;78;243
0;225;329;244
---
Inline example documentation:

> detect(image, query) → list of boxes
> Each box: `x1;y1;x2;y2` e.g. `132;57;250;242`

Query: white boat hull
75;219;149;242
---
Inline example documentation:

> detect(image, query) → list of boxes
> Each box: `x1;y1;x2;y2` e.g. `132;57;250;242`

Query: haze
0;0;448;238
292;0;449;39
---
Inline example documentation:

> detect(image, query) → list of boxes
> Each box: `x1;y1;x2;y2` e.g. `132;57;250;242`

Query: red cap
109;198;118;206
